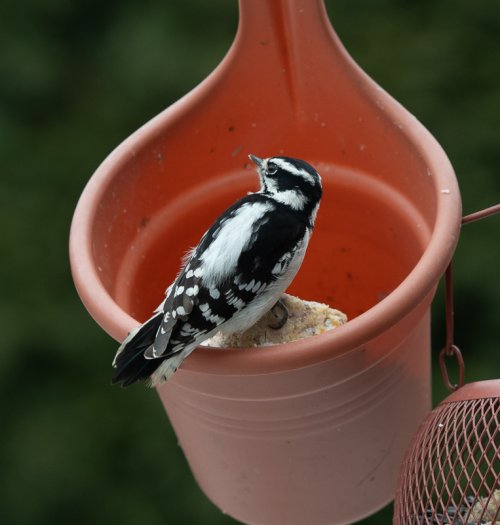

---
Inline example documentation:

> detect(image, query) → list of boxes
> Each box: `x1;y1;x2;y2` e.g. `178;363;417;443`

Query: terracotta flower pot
70;1;462;523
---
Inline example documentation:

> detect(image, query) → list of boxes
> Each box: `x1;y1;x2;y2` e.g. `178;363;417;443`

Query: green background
1;0;499;523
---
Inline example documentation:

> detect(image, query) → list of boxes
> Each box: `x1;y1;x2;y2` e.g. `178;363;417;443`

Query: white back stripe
200;201;274;286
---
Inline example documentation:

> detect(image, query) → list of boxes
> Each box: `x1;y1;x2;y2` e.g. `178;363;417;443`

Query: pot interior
97;161;430;324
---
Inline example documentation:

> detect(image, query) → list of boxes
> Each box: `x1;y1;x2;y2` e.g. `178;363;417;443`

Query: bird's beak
249;154;267;191
248;154;264;169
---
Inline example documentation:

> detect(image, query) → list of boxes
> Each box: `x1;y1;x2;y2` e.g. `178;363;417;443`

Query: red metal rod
444;263;454;353
462;203;500;224
440;261;464;391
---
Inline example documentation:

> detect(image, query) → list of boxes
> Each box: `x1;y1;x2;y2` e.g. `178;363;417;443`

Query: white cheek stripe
271;189;308;210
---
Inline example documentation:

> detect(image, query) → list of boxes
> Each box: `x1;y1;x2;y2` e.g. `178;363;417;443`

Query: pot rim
69;81;462;376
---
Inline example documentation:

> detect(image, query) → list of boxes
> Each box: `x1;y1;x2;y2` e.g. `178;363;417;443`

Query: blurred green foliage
1;0;499;524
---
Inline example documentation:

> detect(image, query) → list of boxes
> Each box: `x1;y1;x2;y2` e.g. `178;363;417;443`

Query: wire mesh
394;395;499;524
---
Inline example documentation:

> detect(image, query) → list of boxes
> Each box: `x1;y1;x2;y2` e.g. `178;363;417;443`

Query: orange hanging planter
70;1;461;523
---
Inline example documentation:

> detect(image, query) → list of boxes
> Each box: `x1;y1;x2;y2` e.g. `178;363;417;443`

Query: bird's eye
266;163;278;175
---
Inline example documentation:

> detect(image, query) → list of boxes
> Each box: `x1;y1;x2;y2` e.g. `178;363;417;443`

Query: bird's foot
268;298;289;330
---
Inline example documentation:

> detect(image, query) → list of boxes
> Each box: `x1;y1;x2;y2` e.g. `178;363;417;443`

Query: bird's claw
268;298;289;329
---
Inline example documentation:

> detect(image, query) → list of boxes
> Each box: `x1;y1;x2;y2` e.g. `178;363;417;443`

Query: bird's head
249;154;323;217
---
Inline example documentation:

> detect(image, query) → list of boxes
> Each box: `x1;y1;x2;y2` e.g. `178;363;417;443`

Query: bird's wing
144;258;205;358
143;201;246;359
146;196;308;359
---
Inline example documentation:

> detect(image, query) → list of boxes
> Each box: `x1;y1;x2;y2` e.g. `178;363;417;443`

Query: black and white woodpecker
112;154;323;387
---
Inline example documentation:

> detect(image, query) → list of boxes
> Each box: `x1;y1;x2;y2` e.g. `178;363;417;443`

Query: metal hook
439;203;500;392
439;342;465;392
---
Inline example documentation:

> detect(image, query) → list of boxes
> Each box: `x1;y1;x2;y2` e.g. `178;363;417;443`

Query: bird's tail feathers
111;312;163;387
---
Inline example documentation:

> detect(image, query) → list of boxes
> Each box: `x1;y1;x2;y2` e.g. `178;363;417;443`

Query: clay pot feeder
70;1;461;524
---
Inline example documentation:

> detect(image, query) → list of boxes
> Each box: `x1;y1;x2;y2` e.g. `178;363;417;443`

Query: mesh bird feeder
395;382;500;524
394;207;500;525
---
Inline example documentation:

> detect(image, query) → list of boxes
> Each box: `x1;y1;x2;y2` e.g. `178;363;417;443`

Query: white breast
219;230;310;335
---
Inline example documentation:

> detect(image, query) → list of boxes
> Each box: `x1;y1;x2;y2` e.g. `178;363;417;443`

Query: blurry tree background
1;0;499;523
